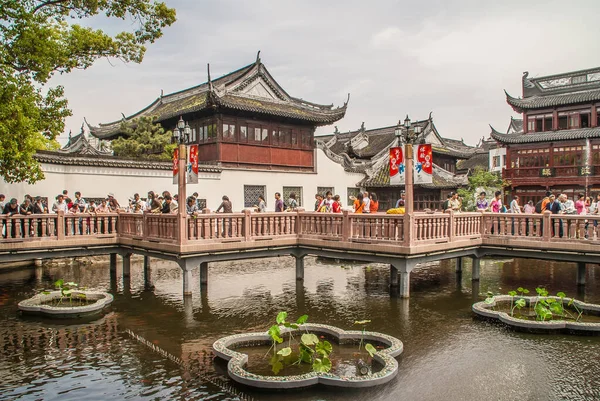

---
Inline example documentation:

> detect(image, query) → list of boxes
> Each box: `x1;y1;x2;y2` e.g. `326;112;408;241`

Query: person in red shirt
369;193;379;213
332;195;342;213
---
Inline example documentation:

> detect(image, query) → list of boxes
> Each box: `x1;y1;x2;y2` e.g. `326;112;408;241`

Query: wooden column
592;105;598;128
552;109;559;130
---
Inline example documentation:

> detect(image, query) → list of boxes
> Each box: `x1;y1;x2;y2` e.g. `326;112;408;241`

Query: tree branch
32;0;71;14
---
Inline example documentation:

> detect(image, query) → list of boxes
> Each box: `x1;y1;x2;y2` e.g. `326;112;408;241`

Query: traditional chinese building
491;68;600;203
317;116;471;210
86;53;348;172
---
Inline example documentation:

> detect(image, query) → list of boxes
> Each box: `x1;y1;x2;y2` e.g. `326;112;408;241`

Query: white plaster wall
489;147;507;173
0;149;365;211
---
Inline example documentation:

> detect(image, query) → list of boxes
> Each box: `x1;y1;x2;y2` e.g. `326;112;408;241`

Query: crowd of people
2;189;600;218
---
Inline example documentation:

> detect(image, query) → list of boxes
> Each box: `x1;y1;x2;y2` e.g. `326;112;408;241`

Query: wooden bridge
2;210;599;297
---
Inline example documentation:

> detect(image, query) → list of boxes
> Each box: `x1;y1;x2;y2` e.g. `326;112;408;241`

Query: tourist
395;192;406;208
323;191;334;213
74;191;87;212
255;195;266;212
547;195;558;213
449;192;461;212
287;192;298;211
3;199;20;238
147;191;162;213
186;197;199;216
332;195;342;213
96;199;110;213
490;191;502;213
20;198;34;215
132;193;146;210
274;192;284;212
575;194;586;215
540;191;553;213
563;196;576;214
509;196;521;213
52;194;68;214
62;189;71;206
88;200;97;213
524;200;535;214
161;194;175;214
33;197;47;214
0;194;5;210
442;194;452;212
314;194;324;212
369;193;379;213
363;191;371;213
476;192;488;211
107;193;120;212
353;193;365;213
216;195;232;213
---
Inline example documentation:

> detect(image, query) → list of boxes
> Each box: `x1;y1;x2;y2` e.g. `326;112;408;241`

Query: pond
0;256;599;400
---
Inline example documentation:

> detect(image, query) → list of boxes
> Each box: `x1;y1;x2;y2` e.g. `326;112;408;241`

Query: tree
0;0;176;183
111;116;175;160
458;167;509;211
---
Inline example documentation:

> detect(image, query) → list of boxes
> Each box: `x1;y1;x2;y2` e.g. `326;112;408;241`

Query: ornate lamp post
394;115;423;215
172;116;192;243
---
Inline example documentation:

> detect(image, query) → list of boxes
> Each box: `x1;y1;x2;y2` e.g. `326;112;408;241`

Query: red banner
389;147;404;185
187;145;199;184
414;144;433;184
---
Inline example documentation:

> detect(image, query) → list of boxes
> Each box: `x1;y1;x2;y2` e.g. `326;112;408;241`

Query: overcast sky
52;0;600;146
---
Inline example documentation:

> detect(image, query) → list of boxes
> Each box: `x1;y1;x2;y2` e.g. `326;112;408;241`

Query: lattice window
282;186;302;207
347;187;361;207
244;185;266;208
317;187;335;197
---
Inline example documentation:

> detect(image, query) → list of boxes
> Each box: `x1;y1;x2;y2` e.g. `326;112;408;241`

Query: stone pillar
577;262;586;286
399;271;411;299
143;256;154;290
455;257;463;273
390;264;399;287
471;257;481;281
183;268;193;296
109;253;117;273
122;253;131;277
200;262;208;285
183;294;194;325
471;280;480;300
295;256;304;281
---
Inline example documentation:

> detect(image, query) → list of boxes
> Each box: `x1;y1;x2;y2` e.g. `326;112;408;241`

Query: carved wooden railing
413;213;450;243
298;212;342;239
453;212;483;238
188;213;246;241
0;214;58;240
348;213;404;242
64;213;119;236
144;214;177;242
251;212;297;238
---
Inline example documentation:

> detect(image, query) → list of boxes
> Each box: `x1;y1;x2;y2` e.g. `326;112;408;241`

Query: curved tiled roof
35;151;222;172
505;89;600;112
89;58;347;139
489;126;600;144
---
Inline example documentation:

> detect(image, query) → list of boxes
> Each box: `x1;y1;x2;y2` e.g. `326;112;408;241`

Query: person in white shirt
362;191;371;213
52;194;68;213
509;196;521;213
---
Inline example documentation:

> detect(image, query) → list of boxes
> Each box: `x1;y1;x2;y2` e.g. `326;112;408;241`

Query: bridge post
542;211;552;241
110;253;117;273
122;253;131;277
399;271;411;298
455;257;463;273
200;261;208;285
390;264;399;287
471;257;481;281
143;256;154;289
244;209;252;241
342;211;350;241
392;259;417;298
577;262;586;285
295;256;304;281
179;259;196;297
57;210;65;240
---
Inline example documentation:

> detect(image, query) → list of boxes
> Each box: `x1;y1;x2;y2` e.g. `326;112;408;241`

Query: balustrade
298;212;342;238
0;214;58;240
413;214;449;242
188;213;246;241
348;214;404;242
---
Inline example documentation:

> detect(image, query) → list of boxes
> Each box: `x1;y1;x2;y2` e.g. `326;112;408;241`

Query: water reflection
0;256;598;400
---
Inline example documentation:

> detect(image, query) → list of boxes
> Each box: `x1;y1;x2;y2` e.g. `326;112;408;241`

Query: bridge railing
413;213;450;243
144;213;178;242
0;214;58;240
482;213;543;239
349;213;404;242
188;213;246;241
452;212;483;239
298;212;342;239
64;213;119;237
550;214;600;241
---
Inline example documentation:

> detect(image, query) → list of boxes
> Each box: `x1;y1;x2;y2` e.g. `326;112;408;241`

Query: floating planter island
213;323;404;389
18;290;114;318
473;294;600;334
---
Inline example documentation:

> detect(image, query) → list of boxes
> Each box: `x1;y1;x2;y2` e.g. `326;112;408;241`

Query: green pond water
0;256;599;400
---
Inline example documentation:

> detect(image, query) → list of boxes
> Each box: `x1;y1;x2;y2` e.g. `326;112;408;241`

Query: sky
52;0;600;146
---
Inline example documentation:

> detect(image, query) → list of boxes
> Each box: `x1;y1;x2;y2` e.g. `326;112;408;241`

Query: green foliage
111;116;175;160
312;357;332;373
457;167;506;211
365;343;377;358
502;287;583;322
0;0;176;183
53;278;81;305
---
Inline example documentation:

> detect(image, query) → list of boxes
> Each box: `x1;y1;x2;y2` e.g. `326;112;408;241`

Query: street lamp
172;116;191;244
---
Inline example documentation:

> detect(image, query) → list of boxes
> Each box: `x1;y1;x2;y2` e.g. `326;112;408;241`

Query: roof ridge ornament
523;71;535;89
256;50;261;66
207;63;213;92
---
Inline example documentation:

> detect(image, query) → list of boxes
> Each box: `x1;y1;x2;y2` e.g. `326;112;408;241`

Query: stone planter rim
18;290;114;317
472;295;600;333
213;323;403;389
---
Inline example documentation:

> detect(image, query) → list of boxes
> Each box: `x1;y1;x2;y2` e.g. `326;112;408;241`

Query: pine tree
111;117;176;160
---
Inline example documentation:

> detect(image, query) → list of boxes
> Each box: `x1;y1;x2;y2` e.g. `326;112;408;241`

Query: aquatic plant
42;279;85;306
498;287;583;322
354;320;376;357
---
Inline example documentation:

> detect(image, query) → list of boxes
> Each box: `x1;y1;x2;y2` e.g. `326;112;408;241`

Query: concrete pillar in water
109;253;117;273
472;257;481;281
183;268;193;296
122;253;131;277
295;256;304;281
200;262;208;285
34;258;42;267
577;262;586;286
143;256;154;289
390;264;399;287
399;271;411;298
455;257;463;273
